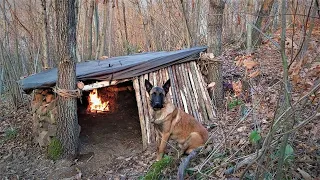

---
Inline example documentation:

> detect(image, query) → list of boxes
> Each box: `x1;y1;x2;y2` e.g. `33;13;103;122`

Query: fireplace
77;81;143;163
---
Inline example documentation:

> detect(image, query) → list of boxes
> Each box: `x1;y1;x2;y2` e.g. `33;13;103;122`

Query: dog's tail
177;147;202;180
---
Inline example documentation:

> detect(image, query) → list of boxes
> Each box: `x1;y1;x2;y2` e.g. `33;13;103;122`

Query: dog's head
145;79;171;111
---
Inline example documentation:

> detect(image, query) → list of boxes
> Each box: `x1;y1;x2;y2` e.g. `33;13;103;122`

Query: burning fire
88;89;109;112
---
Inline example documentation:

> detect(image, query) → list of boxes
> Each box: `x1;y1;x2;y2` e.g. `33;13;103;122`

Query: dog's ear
145;79;153;93
163;79;171;94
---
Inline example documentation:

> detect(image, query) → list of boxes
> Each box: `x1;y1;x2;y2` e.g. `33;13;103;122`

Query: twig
86;154;94;163
275;111;320;137
197;80;282;173
289;0;315;68
239;81;320;177
226;2;281;51
272;80;320;127
197;96;263;171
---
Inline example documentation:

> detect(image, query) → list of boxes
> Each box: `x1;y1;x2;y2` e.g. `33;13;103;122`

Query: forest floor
0;30;319;179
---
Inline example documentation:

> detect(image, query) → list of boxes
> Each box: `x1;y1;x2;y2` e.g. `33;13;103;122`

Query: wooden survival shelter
20;46;216;149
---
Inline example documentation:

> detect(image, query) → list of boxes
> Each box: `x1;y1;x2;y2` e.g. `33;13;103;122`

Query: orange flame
88;89;109;112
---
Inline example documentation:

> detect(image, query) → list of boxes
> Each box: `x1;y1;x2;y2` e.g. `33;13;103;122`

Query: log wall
133;61;216;150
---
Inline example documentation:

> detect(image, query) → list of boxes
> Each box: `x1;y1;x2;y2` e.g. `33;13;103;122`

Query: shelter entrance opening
77;81;142;166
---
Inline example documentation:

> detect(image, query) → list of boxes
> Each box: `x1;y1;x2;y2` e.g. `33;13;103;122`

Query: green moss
47;137;63;161
5;128;18;140
228;98;243;109
140;155;173;180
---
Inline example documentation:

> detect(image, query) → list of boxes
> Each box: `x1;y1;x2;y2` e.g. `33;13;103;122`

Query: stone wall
31;89;57;147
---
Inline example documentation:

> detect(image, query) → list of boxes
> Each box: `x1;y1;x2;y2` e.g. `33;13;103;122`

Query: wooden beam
82;79;131;91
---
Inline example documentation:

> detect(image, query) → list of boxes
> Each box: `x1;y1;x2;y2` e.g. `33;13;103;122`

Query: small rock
105;170;113;174
116;156;125;160
37;130;49;147
3;150;13;161
31;101;42;113
32;114;40;134
40;121;49;129
47;124;57;136
55;159;74;167
39;116;50;123
24;168;30;172
49;108;58;124
18;151;26;157
36;106;48;116
120;175;127;180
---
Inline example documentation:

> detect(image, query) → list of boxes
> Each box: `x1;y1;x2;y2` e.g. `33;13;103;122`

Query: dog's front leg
157;132;170;161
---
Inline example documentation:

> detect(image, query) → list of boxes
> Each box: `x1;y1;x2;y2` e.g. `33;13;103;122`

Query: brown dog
145;79;209;161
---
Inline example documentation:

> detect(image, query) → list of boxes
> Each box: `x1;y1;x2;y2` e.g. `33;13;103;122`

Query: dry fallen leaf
307;62;320;77
235;59;243;67
248;70;261;78
297;168;312;180
285;37;298;49
99;55;109;60
237;138;246;146
243;59;258;70
232;81;243;97
292;74;301;86
237;126;247;132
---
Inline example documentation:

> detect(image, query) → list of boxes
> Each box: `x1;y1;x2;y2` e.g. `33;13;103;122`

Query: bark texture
87;0;94;60
207;0;225;108
55;0;80;158
100;0;109;57
253;0;275;46
41;0;51;69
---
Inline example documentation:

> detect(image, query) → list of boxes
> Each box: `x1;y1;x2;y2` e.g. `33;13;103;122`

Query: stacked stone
31;89;57;147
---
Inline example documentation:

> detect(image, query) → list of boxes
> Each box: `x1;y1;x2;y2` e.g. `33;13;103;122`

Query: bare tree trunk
49;0;57;65
94;1;100;59
146;0;158;51
87;0;94;60
272;0;279;32
253;0;275;46
55;0;80;158
0;16;4;94
81;1;88;61
0;67;3;96
75;0;82;62
136;0;150;51
12;0;23;77
193;0;201;46
108;0;114;57
246;0;254;53
180;0;192;48
207;0;225;108
122;0;128;47
41;0;51;69
100;0;109;57
0;14;23;109
115;0;124;54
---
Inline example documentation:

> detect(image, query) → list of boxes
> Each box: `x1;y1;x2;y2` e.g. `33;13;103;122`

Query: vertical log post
133;78;147;150
192;61;216;120
182;63;201;121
